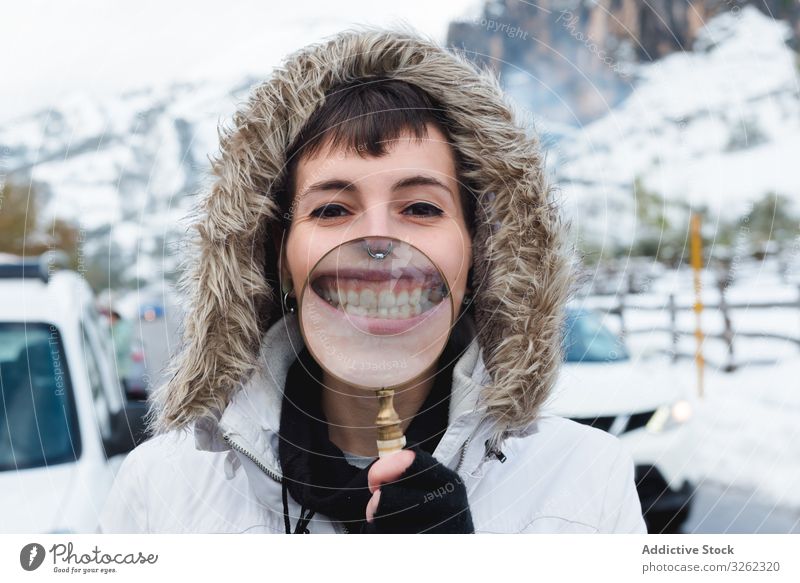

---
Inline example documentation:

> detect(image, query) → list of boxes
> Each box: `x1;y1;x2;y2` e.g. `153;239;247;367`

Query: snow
650;129;800;214
578;255;800;509
41;183;123;228
682;357;800;510
557;5;800;245
0;75;251;259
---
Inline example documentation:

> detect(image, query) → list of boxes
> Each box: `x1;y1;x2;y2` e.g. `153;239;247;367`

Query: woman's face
282;123;472;369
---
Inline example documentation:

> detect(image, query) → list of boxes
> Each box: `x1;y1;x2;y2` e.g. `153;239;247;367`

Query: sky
0;0;483;124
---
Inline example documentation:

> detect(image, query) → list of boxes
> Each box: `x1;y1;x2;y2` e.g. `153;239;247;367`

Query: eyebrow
299;174;454;200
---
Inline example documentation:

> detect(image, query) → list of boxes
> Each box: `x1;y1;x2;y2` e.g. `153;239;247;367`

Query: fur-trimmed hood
148;24;575;454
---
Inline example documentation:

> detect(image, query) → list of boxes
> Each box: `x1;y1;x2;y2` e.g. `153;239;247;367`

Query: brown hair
276;76;477;235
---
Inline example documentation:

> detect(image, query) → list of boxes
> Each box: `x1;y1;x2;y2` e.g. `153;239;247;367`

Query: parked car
0;253;149;533
542;306;696;533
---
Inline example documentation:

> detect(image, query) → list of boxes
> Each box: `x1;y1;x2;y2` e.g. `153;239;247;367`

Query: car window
80;323;112;439
563;310;630;363
0;322;82;471
90;305;116;370
82;305;124;412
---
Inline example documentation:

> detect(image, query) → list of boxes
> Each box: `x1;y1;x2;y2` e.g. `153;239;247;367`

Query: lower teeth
341;302;425;318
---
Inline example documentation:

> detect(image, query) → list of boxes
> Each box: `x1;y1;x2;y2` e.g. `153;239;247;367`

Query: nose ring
364;239;393;260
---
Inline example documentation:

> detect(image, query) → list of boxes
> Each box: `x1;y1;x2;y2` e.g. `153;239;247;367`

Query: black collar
277;335;463;533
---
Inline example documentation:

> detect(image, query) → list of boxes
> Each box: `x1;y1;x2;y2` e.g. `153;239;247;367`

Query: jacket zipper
455;435;472;473
221;432;283;483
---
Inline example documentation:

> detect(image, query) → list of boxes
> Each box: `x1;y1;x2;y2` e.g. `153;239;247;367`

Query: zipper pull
484;439;506;463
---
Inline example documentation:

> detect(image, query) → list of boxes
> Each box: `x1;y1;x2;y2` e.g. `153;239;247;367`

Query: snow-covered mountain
0;74;259;278
0;5;797;282
553;5;800;248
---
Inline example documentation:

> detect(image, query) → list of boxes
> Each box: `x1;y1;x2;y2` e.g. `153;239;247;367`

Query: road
680;480;800;534
136;302;182;391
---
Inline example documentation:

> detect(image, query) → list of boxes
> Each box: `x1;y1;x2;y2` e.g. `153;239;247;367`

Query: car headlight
646;400;692;433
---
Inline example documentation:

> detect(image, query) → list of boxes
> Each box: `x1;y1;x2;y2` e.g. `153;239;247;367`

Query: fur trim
147;23;576;440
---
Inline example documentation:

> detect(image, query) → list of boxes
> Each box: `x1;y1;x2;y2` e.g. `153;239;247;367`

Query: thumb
366;489;381;523
367;449;415;494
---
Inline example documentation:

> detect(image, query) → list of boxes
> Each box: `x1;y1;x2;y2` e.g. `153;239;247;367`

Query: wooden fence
602;282;800;372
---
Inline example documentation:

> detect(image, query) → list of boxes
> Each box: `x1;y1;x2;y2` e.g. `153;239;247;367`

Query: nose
354;203;393;237
348;204;400;242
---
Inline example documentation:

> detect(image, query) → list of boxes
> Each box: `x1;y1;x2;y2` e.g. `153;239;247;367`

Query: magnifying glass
297;236;455;457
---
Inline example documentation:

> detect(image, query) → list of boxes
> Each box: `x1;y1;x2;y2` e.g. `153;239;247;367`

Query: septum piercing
364;240;393;260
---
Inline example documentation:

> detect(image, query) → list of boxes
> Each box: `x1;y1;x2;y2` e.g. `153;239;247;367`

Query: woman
98;25;647;534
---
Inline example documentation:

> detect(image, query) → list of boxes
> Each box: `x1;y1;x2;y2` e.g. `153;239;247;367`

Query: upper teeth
313;278;445;319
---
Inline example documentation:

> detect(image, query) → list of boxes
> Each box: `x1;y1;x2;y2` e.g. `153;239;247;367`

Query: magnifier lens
298;237;455;390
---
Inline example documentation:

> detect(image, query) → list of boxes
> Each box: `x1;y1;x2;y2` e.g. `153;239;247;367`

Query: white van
0;253;149;533
543;306;696;533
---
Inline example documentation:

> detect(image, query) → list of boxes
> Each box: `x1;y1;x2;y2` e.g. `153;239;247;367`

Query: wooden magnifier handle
375;387;406;457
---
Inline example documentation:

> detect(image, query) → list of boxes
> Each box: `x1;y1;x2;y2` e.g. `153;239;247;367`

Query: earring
282;289;296;314
462;294;473;305
281;280;296;314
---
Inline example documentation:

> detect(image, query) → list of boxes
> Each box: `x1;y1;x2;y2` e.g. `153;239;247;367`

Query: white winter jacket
98;312;647;534
98;26;648;534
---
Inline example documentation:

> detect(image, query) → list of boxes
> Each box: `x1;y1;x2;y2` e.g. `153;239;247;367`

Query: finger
366;489;381;522
367;449;415;494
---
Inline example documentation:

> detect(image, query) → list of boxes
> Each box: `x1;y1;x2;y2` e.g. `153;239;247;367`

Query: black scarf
277;322;471;534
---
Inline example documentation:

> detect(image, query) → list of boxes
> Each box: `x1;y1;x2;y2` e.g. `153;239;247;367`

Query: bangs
286;76;449;164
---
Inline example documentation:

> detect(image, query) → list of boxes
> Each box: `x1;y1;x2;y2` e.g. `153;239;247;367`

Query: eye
310;203;349;219
402;202;444;217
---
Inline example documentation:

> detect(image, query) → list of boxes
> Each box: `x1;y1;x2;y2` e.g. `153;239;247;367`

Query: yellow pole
690;212;705;398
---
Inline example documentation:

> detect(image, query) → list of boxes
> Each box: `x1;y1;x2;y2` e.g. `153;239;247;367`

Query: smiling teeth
315;284;444;319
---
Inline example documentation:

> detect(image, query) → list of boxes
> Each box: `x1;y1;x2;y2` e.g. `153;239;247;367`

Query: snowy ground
682;357;800;512
577;256;800;514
